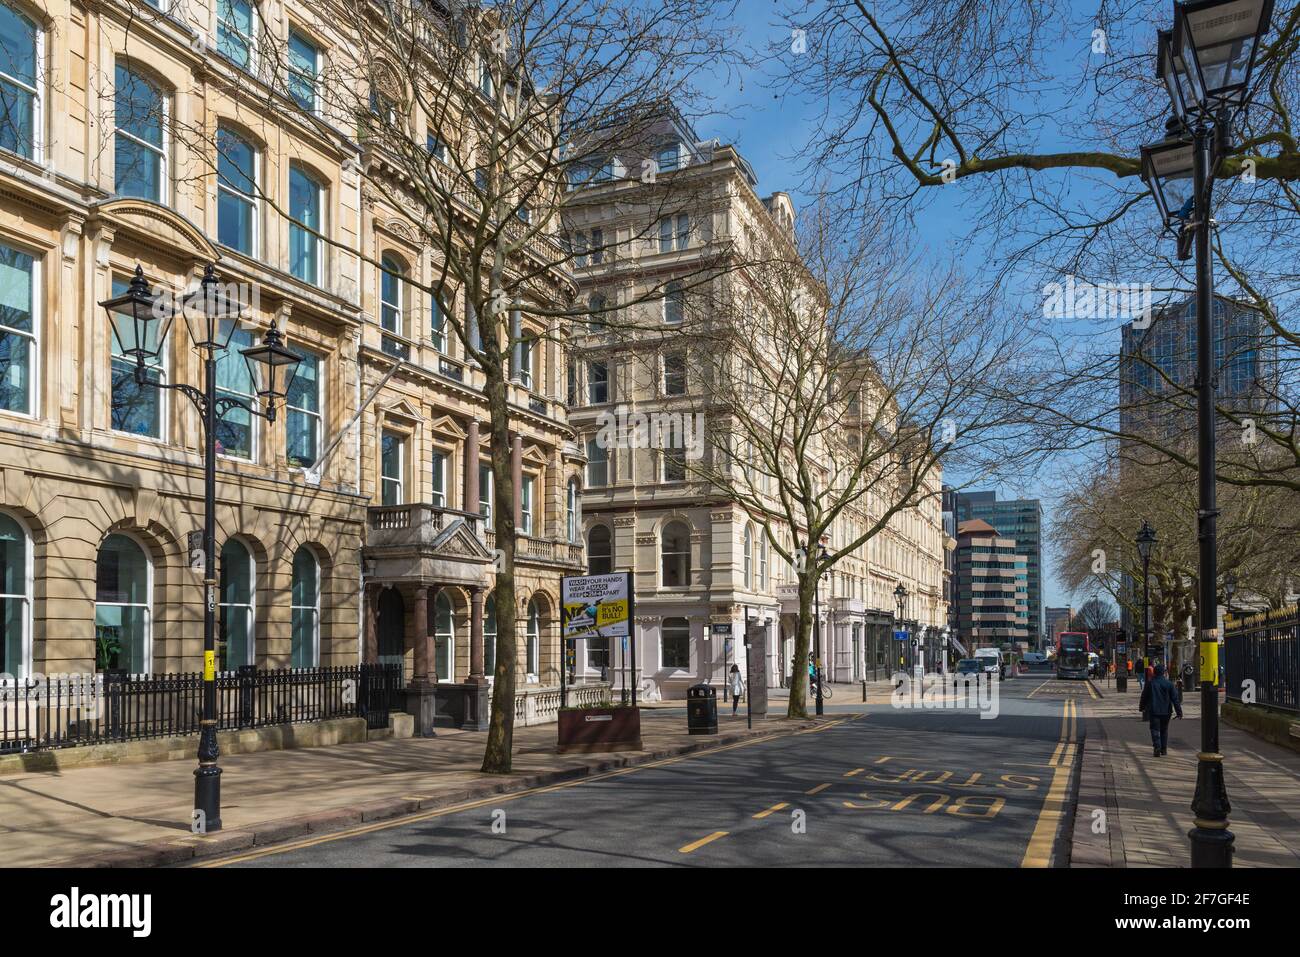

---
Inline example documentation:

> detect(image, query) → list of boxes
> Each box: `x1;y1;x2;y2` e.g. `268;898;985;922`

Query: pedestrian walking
1138;661;1183;757
729;664;744;715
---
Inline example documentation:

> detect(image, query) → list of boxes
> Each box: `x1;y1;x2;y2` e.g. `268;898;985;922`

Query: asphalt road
209;676;1097;868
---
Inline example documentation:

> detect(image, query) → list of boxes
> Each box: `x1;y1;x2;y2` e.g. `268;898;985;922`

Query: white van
974;647;1004;679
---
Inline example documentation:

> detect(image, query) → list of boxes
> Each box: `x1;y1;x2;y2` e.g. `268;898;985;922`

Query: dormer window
657;143;680;172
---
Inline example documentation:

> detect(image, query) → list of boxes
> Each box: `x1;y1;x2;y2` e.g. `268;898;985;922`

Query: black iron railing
1225;607;1299;713
0;663;401;754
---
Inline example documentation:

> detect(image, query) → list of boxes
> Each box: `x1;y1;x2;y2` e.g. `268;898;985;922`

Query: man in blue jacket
1138;661;1184;756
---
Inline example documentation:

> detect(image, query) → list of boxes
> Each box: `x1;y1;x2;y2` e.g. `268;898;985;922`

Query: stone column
463;586;490;730
465;419;479;514
363;583;380;663
511;432;523;526
412;586;430;685
468;586;486;681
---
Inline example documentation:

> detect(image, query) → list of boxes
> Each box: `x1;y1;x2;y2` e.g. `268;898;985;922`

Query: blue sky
689;3;1139;614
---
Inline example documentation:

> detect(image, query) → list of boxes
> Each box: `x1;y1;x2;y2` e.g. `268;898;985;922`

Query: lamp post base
194;723;223;834
1188;824;1234;868
1189;753;1232;867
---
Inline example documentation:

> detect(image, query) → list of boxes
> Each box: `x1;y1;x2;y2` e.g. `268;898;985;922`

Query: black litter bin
687;684;718;735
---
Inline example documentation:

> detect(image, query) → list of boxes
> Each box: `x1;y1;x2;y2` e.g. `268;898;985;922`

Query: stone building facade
0;0;583;705
563;112;946;698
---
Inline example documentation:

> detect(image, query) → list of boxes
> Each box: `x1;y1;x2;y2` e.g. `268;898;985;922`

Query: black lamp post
812;543;829;716
101;264;302;833
1137;520;1157;666
894;583;908;672
1140;0;1273;869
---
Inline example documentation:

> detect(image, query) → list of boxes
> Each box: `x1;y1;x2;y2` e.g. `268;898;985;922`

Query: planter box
556;706;643;753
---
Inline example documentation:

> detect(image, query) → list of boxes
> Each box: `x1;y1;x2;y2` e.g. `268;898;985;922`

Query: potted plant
557;696;643;753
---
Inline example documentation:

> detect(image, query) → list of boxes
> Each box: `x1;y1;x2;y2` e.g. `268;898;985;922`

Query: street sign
893;630;908;641
710;623;732;636
561;572;631;640
187;530;204;570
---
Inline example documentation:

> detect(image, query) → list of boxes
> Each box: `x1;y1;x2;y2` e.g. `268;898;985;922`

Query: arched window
661;616;690;669
434;590;454;681
587;525;612;575
114;63;167;202
431;292;449;353
483;591;496;678
95;534;151;673
381;255;404;337
218;538;255;671
0;3;41;160
743;524;753;589
661;522;690;587
0;511;32;678
290;546;319;668
288;163;323;284
566;479;580;542
526;597;540;676
217;126;257;255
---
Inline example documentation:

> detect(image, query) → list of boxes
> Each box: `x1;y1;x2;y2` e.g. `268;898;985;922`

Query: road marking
197;723;813;867
805;783;832;795
752;802;789;819
874;756;892;764
1021;699;1076;868
843;767;865;777
679;831;728;853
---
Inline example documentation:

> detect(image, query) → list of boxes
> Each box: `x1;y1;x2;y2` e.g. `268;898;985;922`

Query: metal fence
0;663;401;754
1225;606;1300;713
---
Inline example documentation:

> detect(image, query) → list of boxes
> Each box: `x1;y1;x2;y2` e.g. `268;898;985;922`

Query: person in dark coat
1138;662;1184;756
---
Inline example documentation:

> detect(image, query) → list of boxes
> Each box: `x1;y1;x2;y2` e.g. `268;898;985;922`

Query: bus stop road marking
805;783;832;795
679;831;729;854
752;802;789;819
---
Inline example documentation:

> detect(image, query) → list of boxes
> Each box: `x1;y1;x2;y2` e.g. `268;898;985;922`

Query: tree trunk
481;361;518;773
787;572;816;719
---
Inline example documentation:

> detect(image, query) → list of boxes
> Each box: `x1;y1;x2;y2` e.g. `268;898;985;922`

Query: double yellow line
1021;698;1078;868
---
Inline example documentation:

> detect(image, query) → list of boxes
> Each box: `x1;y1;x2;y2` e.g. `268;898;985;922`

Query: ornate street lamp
1174;0;1274;114
101;262;302;834
1223;571;1236;618
102;265;175;371
1139;0;1273;870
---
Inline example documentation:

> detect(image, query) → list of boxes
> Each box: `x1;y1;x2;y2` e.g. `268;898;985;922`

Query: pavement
1071;677;1300;868
0;708;819;868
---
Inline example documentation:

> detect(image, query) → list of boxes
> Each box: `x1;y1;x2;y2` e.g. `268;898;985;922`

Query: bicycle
809;675;834;700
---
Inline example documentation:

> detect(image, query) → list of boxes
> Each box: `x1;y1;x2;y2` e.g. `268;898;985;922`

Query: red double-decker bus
1056;632;1090;680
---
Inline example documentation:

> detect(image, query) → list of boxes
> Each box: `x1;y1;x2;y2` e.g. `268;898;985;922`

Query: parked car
954;658;983;683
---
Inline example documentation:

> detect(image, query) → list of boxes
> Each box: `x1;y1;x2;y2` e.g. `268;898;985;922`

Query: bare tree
672;204;1034;718
128;0;744;771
